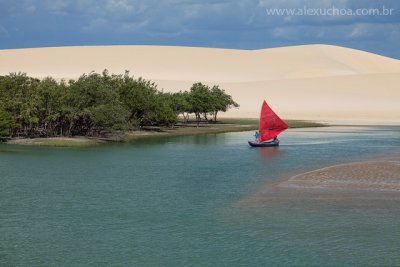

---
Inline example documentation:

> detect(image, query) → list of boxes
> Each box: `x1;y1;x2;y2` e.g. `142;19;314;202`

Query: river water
1;127;400;266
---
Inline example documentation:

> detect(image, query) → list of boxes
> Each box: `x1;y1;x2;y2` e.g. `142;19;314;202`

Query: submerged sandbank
280;160;400;192
243;158;400;205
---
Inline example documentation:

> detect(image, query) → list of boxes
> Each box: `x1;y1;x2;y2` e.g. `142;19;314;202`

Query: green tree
0;71;239;138
28;77;66;136
66;71;128;135
170;91;192;123
210;85;239;122
143;93;178;127
0;108;14;139
0;73;40;136
188;83;213;126
118;74;158;127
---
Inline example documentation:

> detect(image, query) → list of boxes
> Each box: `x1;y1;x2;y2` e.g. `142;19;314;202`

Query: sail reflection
257;147;283;160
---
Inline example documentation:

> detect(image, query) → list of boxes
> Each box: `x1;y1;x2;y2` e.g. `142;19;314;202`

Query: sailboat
248;100;288;147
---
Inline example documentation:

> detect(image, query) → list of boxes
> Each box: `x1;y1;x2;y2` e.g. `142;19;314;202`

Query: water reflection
175;134;221;145
128;133;222;146
0;149;16;154
257;147;283;160
0;145;19;154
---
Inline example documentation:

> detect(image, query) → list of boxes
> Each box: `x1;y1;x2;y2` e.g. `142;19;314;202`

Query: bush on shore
0;70;239;138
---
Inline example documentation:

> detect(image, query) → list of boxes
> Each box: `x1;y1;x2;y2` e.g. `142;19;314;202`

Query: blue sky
0;0;399;58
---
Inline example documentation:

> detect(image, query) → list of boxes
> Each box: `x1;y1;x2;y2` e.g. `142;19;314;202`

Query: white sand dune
0;44;399;124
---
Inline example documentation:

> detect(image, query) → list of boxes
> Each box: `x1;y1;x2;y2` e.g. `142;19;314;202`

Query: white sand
1;44;399;124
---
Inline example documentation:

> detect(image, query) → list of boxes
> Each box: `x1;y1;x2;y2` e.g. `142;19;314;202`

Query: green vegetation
284;120;327;128
187;83;239;126
0;71;239;140
219;118;326;128
0;71;327;147
0;108;14;139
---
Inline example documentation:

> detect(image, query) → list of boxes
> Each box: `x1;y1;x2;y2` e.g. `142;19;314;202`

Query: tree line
0;70;238;139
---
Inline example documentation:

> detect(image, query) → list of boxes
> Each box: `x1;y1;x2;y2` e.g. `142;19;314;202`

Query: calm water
1;127;400;266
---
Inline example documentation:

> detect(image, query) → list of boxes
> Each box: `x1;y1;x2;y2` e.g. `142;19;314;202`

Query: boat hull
248;140;279;147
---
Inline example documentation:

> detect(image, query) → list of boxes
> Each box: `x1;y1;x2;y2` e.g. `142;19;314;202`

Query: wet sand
6;137;104;147
280;160;400;192
243;158;400;205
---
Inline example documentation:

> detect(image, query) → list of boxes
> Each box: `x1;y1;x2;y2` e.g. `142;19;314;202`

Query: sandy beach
1;44;399;125
243;157;400;204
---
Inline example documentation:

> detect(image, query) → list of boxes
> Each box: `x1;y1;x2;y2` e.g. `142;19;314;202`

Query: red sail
258;100;288;142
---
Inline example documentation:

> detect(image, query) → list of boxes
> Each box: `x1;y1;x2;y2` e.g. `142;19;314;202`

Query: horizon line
1;43;399;60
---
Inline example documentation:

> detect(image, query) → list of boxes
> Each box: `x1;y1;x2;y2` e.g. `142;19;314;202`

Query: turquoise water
1;127;400;266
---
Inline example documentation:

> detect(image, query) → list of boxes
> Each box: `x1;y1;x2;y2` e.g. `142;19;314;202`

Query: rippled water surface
1;127;400;266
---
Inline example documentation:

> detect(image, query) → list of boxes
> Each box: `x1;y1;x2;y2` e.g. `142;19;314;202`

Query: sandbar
243;158;400;205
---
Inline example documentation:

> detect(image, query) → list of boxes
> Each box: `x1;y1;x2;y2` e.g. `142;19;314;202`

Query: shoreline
2;119;325;147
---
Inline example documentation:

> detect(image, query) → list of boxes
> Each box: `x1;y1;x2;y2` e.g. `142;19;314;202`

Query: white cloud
0;25;8;37
75;0;95;10
258;0;349;9
105;0;135;12
1;0;398;58
390;27;400;39
22;0;36;13
347;23;400;40
271;22;399;43
348;24;369;38
43;0;70;12
39;0;148;16
81;18;109;33
119;19;149;33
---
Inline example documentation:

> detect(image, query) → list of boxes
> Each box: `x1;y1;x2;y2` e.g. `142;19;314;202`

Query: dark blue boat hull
248;140;279;147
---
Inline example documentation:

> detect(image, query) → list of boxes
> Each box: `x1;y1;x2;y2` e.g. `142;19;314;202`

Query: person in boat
254;131;260;142
273;136;278;142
